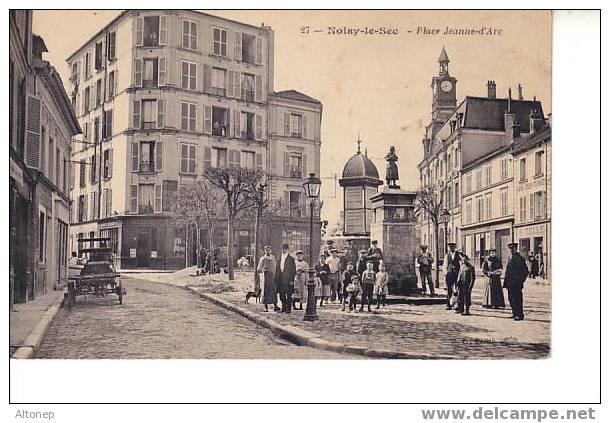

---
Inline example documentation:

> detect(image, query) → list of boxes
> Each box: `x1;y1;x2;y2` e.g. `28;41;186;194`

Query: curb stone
11;294;65;359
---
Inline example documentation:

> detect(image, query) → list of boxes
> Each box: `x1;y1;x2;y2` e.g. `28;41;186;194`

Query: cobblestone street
35;278;353;359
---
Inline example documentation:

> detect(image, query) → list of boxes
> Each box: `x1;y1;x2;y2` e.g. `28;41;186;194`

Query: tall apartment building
10;10;81;303
417;48;545;265
66;10;322;269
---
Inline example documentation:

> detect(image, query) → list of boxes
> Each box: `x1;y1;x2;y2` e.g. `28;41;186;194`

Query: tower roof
341;152;379;180
438;46;449;63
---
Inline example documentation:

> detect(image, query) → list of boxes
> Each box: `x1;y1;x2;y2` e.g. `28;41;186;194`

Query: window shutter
303;115;308;139
90;155;96;183
83;195;88;221
113;70;118;97
154;184;162;213
202;64;211;94
133;100;141;129
204;106;212;134
256;37;263;64
256;152;263;170
159;15;167;45
255;114;263;140
255;75;262;102
130;185;138;213
135;17;144;46
300;193;306;217
284;112;290;136
25;95;42;169
108;148;113;178
191;145;197;174
284;152;290;177
180;144;187;173
234;32;242;61
158;58;166;86
131;142;139;171
203;146;212;172
234;150;241;168
156;142;163;171
91;192;96;220
302;154;308;177
108;189;112;216
529;193;534;221
134;58;142;87
234;109;240;139
157;99;165;128
227;70;235;98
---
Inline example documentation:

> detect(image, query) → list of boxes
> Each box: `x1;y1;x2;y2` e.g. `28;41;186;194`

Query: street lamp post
302;173;321;322
439;208;451;279
253;183;266;292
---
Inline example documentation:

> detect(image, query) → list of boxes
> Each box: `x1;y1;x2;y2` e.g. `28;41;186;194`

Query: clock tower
431;46;457;124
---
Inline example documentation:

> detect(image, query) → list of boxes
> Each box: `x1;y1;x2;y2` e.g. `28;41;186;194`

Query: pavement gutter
11;294;65;359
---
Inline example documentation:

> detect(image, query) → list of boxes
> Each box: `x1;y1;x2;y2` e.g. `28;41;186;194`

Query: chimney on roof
487;80;496;99
517;84;524;100
529;109;545;133
504;100;519;145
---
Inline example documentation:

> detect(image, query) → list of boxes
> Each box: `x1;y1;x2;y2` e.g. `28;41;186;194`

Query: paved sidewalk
10;290;65;358
132;269;551;359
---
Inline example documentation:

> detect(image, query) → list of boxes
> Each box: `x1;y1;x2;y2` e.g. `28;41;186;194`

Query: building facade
10;10;80;304
417;48;547;269
66;10;322;269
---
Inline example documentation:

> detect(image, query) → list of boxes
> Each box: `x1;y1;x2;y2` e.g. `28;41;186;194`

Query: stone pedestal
370;187;420;295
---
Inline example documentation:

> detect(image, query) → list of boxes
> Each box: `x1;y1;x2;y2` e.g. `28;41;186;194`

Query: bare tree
171;180;226;268
203;167;265;280
415;184;444;288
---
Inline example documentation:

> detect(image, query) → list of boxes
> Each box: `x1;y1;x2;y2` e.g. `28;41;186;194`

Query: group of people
417;241;530;320
256;241;390;313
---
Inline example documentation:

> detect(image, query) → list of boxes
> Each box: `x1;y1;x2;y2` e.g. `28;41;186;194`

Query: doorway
136;233;150;267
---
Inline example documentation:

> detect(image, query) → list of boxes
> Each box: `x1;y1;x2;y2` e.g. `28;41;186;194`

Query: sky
32;10;552;224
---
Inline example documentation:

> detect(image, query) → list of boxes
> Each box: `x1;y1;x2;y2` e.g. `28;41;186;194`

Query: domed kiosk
339;141;383;237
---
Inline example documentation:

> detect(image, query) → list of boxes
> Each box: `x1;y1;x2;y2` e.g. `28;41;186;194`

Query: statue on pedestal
385;146;400;189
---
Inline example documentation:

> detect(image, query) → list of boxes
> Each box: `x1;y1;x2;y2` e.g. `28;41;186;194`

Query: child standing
341;262;356;311
314;254;330;307
360;260;376;312
345;275;361;312
374;263;390;309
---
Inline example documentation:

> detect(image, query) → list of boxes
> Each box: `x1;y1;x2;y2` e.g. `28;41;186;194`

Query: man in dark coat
275;243;297;313
356;249;369;277
417;245;435;295
368;240;384;272
504;242;529;320
444;242;461;310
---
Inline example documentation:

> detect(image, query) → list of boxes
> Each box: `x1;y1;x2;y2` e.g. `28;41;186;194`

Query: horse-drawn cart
66;237;125;307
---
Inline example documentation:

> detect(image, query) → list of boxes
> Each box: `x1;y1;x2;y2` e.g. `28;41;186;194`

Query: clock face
441;80;453;92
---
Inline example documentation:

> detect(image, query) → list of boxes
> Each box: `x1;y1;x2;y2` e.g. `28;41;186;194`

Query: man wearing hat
325;248;342;303
456;254;476;315
368;240;384;272
504;242;529;320
344;239;358;269
417;245;435;295
356;249;369;277
323;240;334;258
443;242;461;309
275;243;296;313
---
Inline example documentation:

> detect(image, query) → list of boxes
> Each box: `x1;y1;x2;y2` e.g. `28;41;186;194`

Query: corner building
67;10;322;269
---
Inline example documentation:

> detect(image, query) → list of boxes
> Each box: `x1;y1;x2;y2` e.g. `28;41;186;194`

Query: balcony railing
241;90;254;102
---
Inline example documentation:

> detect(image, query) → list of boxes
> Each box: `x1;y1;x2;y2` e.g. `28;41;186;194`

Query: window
213;27;227;56
446;185;452;209
484;164;491;187
501;158;508;180
475;169;482;190
290;114;303;138
143;16;160;47
501;189;508;217
454;148;459;167
182;20;197;50
484;193;492;220
83;87;90;112
211;67;226;96
181;102;197;132
240;73;255;102
78;195;86;222
90;154;97;183
91;191;97;220
242;151;255;169
181;61;197;91
447;153;451;171
534;191;545;220
103;149;112;179
289;154;303;179
142;99;157;129
94;117;100;143
535;151;543;176
106;31;116;61
289;191;303;218
139;184;155;214
103;109;113;139
107;71;115;99
139;141;156;172
130;185;138;213
85;52;91;78
39;212;46;262
476;196;484;222
454;182;459;207
71;62;78;80
241;33;256;64
95;42;103;70
464;174;472;194
143;58;158;87
181;144;197;174
519;158;527;182
212;107;229;137
211;147;227;168
519;197;527;222
465;199;472;224
240;111;254;140
47;138;54;182
162;181;177;212
79;159;86;187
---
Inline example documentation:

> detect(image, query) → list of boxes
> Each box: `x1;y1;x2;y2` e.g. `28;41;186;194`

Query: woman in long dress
293;251;309;310
482;249;505;309
257;246;277;312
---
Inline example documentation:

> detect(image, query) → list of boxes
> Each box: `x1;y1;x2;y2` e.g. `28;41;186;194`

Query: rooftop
273;89;322;105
